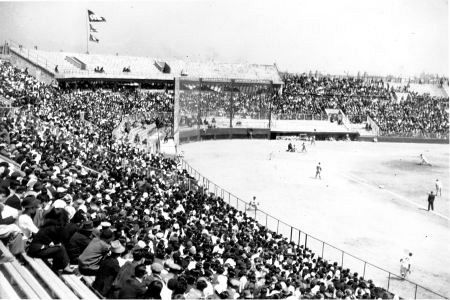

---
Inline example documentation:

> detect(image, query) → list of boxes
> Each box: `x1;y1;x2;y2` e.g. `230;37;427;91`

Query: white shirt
18;213;39;239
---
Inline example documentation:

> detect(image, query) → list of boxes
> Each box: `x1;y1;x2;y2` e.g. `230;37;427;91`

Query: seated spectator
67;220;94;264
118;264;149;299
17;195;40;241
110;248;146;298
93;240;125;297
145;280;164;299
78;228;113;275
0;201;24;256
27;208;74;273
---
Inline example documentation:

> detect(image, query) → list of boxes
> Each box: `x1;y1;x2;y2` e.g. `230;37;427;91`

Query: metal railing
8;41;57;75
177;158;447;299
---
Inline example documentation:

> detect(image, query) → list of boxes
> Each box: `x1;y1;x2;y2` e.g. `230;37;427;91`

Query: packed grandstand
0;44;449;300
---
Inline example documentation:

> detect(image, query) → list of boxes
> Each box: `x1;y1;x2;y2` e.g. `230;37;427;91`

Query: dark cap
22;195;40;209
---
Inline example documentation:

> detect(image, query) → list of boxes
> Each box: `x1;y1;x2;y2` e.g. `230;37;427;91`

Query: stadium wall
9;51;54;84
180;128;448;144
179;128;270;143
358;136;449;144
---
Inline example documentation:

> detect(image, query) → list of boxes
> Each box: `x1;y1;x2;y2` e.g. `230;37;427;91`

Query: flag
89;24;98;33
88;9;106;22
89;34;99;43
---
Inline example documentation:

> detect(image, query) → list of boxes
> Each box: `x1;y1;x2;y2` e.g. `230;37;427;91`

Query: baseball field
180;139;450;298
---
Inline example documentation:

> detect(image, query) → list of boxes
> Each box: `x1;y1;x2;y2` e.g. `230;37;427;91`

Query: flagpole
86;9;89;54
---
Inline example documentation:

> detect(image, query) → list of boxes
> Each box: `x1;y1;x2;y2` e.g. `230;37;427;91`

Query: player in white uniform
435;179;442;197
400;253;413;279
419;154;432;166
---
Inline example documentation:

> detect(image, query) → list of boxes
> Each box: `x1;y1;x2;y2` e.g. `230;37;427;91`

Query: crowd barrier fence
177;158;447;299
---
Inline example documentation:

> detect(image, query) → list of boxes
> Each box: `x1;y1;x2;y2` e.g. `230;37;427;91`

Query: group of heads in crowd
2;60;448;137
178;73;448;136
0;61;403;299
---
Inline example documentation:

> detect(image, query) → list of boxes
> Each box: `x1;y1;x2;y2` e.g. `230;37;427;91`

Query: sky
0;0;448;77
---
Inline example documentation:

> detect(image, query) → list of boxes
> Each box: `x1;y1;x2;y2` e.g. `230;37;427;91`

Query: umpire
427;191;435;211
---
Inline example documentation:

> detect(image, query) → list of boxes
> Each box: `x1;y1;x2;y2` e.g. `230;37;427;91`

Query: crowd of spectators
177;73;448;136
0;60;402;299
180;90;271;124
274;74;448;136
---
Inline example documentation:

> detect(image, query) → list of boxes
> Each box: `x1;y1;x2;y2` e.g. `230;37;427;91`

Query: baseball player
315;162;322;179
435;179;442;197
400;253;413;279
419;154;432;166
301;142;307;153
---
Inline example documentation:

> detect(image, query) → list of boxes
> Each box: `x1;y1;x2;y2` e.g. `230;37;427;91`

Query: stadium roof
9;47;283;85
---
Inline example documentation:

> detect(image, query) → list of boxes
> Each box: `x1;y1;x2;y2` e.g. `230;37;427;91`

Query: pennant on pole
89;34;99;43
88;9;106;22
89;24;98;33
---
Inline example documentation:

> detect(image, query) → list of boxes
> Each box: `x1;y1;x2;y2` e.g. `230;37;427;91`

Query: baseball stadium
0;1;448;300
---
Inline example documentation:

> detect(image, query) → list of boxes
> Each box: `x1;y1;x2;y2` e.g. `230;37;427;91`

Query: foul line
340;172;450;222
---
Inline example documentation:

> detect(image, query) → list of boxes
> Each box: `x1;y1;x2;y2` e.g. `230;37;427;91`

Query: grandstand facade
7;42;283;88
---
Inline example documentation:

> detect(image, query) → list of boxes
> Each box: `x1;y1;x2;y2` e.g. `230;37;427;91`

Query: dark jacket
428;194;436;203
112;260;140;291
118;276;148;299
62;223;79;246
67;231;92;264
92;256;121;297
28;219;64;254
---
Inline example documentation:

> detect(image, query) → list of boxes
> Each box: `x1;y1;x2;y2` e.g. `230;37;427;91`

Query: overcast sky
0;0;448;76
